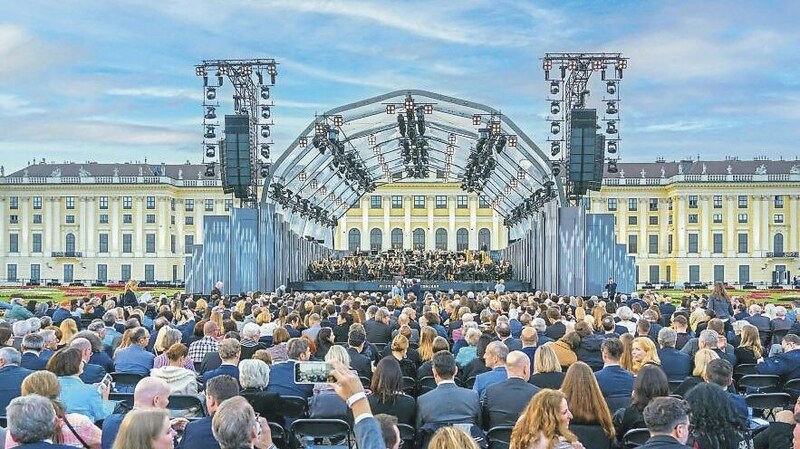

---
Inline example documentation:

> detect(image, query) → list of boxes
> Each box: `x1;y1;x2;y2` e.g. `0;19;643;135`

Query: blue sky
1;0;799;173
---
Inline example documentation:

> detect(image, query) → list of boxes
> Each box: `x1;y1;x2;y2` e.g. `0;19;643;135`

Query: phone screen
293;361;334;384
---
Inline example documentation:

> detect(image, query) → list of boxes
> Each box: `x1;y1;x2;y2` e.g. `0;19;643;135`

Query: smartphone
98;373;113;394
293;361;334;384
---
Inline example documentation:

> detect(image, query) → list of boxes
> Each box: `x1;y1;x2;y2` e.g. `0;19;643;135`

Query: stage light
592;60;604;70
607;160;618;173
206;87;216;100
261;125;271;138
510;179;518;188
260;144;270;159
378;155;385;164
204;163;215;177
447;145;455;156
551;161;561;176
606;81;617;95
333;115;344;127
368;134;376;145
543;59;552;70
204;126;216;139
490;121;501;135
335;198;342;205
205;106;216;120
508;135;517;147
260;164;269;177
550;101;560;115
606;120;617;134
260;86;270;100
424;104;433;114
551;141;560;156
550;81;560;95
320;186;327;194
298;137;307;147
607;141;618;154
568;60;577;70
310;179;317;189
315;123;325;135
550;121;560;135
261;106;271;119
386;104;396;114
205;145;216;158
448;133;457;145
373;145;381;155
267;63;277;84
195;66;207;77
472;114;482;126
606;101;617;115
404;96;414;111
299;171;307;182
617;59;628;70
517;168;526;180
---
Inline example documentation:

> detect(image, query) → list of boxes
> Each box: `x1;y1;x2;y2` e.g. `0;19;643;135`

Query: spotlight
423;104;433;114
267;63;277;84
617;59;628;70
550;141;560;156
205;106;216;120
542;59;552;70
260;164;269;177
608;160;618;174
490;121;501;135
260;144;270;159
205;145;216;158
206;87;216;100
333;115;344;127
550;101;560;115
472;114;482;126
204;126;216;139
606;121;617;134
550;121;560;135
315;123;326;135
550;81;560;95
260;86;270;100
373;145;381;155
606;101;617;115
298;137;308;147
606;81;617;95
261;106;271;120
204;163;215;177
299;171;307;181
386;104;396;114
551;161;561;176
242;65;252;76
508;135;517;147
404;96;414;111
368;134;376;145
607;141;618;154
568;60;577;70
261;125;271;138
592;60;604;70
195;66;207;77
448;133;457;145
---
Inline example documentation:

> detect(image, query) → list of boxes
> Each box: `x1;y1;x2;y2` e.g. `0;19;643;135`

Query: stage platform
287;280;531;293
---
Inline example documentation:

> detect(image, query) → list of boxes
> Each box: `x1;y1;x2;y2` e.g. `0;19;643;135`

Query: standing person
707;281;733;323
605;278;618;298
121;281;138;308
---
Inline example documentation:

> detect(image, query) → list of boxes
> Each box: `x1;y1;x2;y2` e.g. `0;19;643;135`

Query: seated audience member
416;351;479;430
530;344;567;389
211;396;277;449
77;329;115;374
656;327;691;381
113;328;154;376
301;313;323;341
544;307;567;340
152;328;194;371
639;397;692;449
308;346;351;422
39;329;59;363
562;361;616;441
345;327;373;380
428;426;479;449
239;359;281;424
180;375;241;449
0;347;33;416
703;358;747;422
6;394;76;449
734;324;762;366
673;349;719;398
266;337;314;398
685;383;749;449
594;338;634;398
150;343;197;396
375;414;402;449
111;408;175;449
496;322;522;352
613;364;670;443
365;308;393;344
671;314;692;350
533;317;555;345
484;350;540;428
20;333;48;370
519;326;539;370
238;323;267;361
455;328;481;368
631;337;661;375
509;389;580;449
681;319;734;360
756;333;800;382
6;371;101;449
70;337;107;384
187;321;220;363
416;337;450;380
47;347;115;423
264;327;289;363
202;338;241;387
473;341;509;399
459;334;493;383
551;332;580;369
314;327;335;360
575;321;605;371
368;357;416;426
387;334;417;380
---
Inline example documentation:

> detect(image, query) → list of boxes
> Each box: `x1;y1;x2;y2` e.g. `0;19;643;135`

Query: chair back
737;374;780;394
668;380;683;393
418;376;437;394
108;392;135;410
772;329;789;346
570;424;613;449
110;372;145;392
402;376;417;396
784;378;800;402
280;395;309;419
289;418;351;448
167;394;206;417
745;393;791;420
398;423;416;449
486;425;513;449
465;376;478;389
733;364;757;382
605;394;632;413
622;428;650;449
268;422;287;449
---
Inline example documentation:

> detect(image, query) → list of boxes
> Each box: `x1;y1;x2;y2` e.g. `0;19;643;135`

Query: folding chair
280;395;309;420
269;422;287;449
289;418;351;449
110;372;145;393
418;376;437;395
402;376;417;396
108;392;134;410
397;423;415;449
738;374;780;394
733;364;757;383
167;394;206;418
783;378;800;402
668;380;684;393
605;394;632;413
487;425;513;449
745;393;791;421
570;424;613;449
622;428;651;449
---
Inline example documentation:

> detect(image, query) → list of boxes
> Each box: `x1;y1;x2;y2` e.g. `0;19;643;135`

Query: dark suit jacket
20;352;47;370
199;351;222;374
545;322;567;340
657;348;691;381
202;364;240;387
266;360;313;399
90;351;115;373
79;362;107;384
594;365;634;398
0;364;33;415
501;337;522;352
364;320;392;344
484;377;540;428
179;415;218;449
346;347;373;380
416;382;480;429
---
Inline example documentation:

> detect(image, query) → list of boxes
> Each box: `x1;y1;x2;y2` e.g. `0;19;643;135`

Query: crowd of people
306;250;512;281
0;280;798;449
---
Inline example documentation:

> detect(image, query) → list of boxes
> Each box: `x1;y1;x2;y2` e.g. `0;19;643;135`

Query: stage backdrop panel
558;207;586;295
230;208;259;294
190;245;204;294
202;216;230;295
585;214;616;295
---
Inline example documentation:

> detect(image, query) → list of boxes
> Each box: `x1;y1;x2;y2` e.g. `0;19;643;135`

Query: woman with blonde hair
735;324;762;366
510;389;581;449
530;344;567;389
389;334;417;379
122;280;138;308
417;326;438;363
619;333;634;372
256;311;277;337
59;318;79;347
673;349;719;397
5;370;102;449
112;408;175;449
630;337;661;374
560;362;615;440
428;426;479;449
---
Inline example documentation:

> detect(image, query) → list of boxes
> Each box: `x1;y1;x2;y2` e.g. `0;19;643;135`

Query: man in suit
532;318;554;345
180;375;240;449
756;333;800;382
659;299;677;327
209;396;279;449
346;328;374;380
520;327;538;374
639;397;691;449
20;333;47;371
52;300;73;326
484;351;540;428
656;328;691;382
544;307;567;340
70;337;107;384
744;304;772;337
202;338;241;387
266;338;314;399
0;347;33;416
365;308;393;345
6;395;75;449
416;350;480;430
473;341;509;399
594;338;634;398
605;277;618;298
496;323;522;352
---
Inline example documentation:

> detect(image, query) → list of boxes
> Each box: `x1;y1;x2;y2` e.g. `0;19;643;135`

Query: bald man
101;377;187;449
70;337;106;384
520;327;539;374
483;351;540;428
188;321;220;362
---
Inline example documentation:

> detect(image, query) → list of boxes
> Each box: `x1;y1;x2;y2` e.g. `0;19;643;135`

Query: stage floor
287;280;531;292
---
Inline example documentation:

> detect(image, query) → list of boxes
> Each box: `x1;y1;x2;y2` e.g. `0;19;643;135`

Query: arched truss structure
265;89;564;238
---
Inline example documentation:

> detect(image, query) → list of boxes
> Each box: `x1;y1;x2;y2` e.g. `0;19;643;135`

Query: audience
6;394;76;449
111;408;174;449
368;357;416;426
484;350;540;428
150;343;197;395
181;375;240;449
529;344;566;389
639;397;691;449
416;350;479;430
613;364;669;443
509;389;581;449
561;362;615;441
47;347;114;423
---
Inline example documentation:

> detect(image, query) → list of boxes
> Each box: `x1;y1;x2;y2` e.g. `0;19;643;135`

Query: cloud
280;58;412;90
7;117;195;146
106;87;202;101
0;93;47;116
0;23;75;80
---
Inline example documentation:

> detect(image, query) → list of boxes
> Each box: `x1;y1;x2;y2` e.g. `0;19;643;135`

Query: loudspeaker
590;134;606;191
567;109;599;195
222;115;252;199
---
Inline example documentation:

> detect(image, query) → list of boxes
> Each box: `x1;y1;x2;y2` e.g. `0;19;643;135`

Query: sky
1;0;799;174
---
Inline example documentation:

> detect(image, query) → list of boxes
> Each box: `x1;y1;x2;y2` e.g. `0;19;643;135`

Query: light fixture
320;186;327;195
550;81;560;95
592;60;604;70
508;135;517;147
606;101;617;115
606;81;617;95
261;125;271;138
260;164;269;177
517;168;526;180
335;198;342;205
617;59;628;70
607;141;618;154
551;161;560;176
206;87;216;100
505;186;512;194
310;179;318;189
542;59;552;70
510;179;518;188
205;145;216;158
373;145;381;155
448;133;457;145
404;96;414;111
315;123;325;135
606;121;617;134
261;106;271;120
550;121;560;135
368;134;376;145
568;60;577;70
490;121;501;135
550;101;560;115
260;85;270;100
195;66;207;77
550;141;560;156
205;106;216;120
472;114;482;126
260;144;270;159
299;171;307;181
333;115;344;127
447;145;455;155
608;160;618;173
267;63;277;84
386;104;396;114
298;137;307;147
423;104;433;114
204;126;216;139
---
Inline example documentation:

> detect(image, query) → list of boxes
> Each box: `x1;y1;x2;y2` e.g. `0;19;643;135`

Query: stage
287;280;531;293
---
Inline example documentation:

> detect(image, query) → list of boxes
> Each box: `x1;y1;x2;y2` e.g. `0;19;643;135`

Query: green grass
0;286;183;303
638;288;800;304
